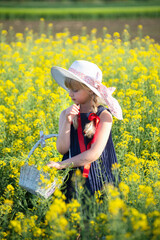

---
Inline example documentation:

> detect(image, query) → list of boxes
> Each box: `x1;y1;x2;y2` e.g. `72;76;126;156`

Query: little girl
48;60;123;199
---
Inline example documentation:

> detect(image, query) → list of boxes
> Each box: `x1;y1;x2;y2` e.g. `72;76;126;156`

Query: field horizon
1;17;160;43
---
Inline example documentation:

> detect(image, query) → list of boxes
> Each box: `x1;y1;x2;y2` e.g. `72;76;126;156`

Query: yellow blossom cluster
0;21;160;239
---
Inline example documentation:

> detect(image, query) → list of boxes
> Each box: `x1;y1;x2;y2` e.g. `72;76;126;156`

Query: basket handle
27;131;59;160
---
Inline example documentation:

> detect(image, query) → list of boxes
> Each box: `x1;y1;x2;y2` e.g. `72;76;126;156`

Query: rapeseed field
0;20;160;239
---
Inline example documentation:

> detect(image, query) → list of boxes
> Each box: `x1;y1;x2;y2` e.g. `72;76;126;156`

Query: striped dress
62;105;118;200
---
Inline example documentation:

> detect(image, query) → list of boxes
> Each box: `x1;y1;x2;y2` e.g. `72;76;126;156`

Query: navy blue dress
62;105;118;200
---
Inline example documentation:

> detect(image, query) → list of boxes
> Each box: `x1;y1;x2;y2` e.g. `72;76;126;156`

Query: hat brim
51;66;102;98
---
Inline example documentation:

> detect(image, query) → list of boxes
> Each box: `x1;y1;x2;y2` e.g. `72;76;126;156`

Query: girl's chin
72;100;79;104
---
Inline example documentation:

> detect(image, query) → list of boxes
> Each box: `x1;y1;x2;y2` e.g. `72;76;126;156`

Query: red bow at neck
88;113;100;130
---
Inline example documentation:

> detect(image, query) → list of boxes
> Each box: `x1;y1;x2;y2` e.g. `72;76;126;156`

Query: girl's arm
48;110;112;169
56;104;80;155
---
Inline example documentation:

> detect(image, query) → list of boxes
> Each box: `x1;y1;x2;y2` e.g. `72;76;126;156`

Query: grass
0;0;160;8
0;5;160;20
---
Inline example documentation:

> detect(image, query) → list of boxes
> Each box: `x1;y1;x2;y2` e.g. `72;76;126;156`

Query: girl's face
65;78;92;105
69;88;91;105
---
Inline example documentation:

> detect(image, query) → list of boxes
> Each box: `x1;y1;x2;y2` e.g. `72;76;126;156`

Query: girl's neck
80;103;98;113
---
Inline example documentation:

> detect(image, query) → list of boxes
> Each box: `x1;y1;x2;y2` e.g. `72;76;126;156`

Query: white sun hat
51;60;123;120
51;60;102;97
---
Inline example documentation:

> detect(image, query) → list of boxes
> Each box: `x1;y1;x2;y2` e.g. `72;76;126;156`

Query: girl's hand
47;161;62;170
65;104;80;123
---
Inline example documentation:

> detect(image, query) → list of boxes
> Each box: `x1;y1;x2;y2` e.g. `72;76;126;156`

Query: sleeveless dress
62;105;118;200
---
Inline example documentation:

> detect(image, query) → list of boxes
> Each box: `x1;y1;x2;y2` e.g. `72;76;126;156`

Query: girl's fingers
67;104;80;116
47;161;55;167
65;104;80;122
47;161;61;169
72;104;80;112
70;109;79;115
71;105;79;112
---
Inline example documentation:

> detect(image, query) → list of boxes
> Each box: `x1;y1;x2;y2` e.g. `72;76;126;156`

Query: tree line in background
0;0;155;3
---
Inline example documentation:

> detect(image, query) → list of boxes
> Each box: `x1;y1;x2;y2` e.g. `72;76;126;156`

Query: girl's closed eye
72;89;79;92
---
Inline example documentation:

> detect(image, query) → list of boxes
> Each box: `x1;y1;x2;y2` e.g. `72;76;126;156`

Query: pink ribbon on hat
96;84;123;120
69;67;123;120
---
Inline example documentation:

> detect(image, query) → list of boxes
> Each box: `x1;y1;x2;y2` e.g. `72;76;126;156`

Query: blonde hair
65;78;105;138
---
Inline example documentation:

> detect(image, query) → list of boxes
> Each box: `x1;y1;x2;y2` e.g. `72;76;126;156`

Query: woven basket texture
19;163;57;199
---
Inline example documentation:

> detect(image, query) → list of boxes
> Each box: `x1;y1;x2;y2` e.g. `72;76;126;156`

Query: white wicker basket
19;163;58;198
19;131;65;199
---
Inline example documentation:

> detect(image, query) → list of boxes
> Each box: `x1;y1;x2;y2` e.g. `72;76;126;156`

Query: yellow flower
0;160;6;167
66;229;77;239
134;138;140;143
128;172;140;182
146;196;156;207
75;169;81;176
6;184;14;193
45;198;67;222
9;220;22;234
67;199;80;213
138;126;144;132
2;147;11;154
113;32;120;38
153;218;160;236
33;227;43;237
91;28;97;34
108;198;126;215
138;25;143;30
48;23;53;28
130;208;149;231
107;184;120;198
154;181;160;190
4;199;13;206
2;30;7;35
15;212;25;220
119;182;130;199
96;213;107;223
106;236;114;240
